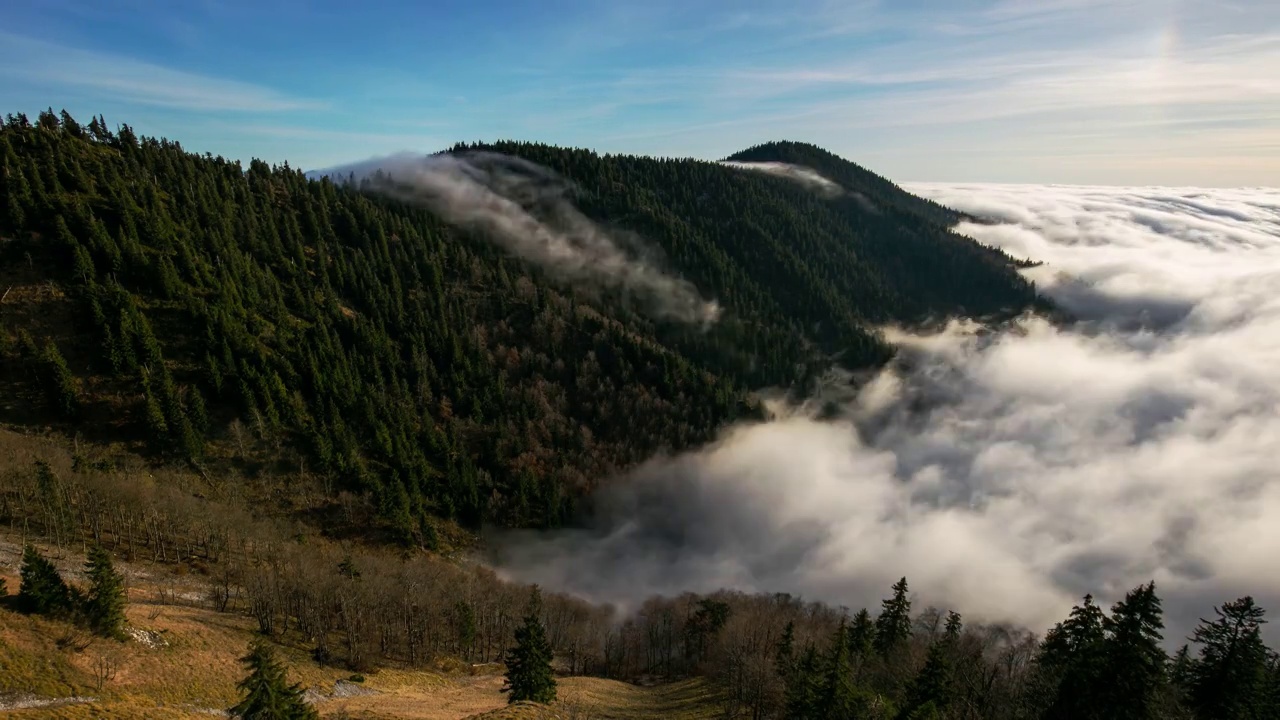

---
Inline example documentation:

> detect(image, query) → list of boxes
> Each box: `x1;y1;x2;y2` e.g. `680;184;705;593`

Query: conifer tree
1187;596;1271;719
229;639;318;719
775;620;796;680
503;586;556;704
900;635;956;719
1100;582;1167;720
1032;594;1107;719
817;622;859;719
83;545;127;639
874;577;912;658
784;645;823;720
18;545;74;617
39;341;80;420
847;607;875;662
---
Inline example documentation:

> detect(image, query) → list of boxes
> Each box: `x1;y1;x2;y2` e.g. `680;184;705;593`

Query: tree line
4;447;1279;718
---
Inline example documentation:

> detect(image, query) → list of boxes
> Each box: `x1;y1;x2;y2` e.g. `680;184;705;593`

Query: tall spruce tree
1034;594;1107;719
38;340;80;420
18;545;74;617
1100;582;1167;720
874;577;913;658
784;645;823;720
817;622;858;719
83;545;127;639
899;617;960;719
503;586;556;704
229;639;318;719
1187;596;1271;719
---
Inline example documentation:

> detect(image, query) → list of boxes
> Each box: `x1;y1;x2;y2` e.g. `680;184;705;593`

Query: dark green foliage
229;639;318;719
1030;584;1177;720
503;586;556;704
453;599;477;656
38;341;80;420
784;645;823;720
0;112;1043;531
685;598;731;665
1100;582;1166;719
847;608;875;660
899;615;962;720
817;622;859;718
83;545;127;639
775;621;796;679
875;577;913;658
1033;594;1109;719
18;544;74;617
1186;596;1272;719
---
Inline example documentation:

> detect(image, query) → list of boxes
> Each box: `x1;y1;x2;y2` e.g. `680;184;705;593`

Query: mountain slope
725;140;961;226
0;110;1042;534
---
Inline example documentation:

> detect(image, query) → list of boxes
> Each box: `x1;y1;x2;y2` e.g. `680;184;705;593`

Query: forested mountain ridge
725;140;963;227
0;109;1042;536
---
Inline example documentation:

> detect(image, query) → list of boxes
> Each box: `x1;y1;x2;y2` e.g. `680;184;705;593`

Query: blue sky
1;0;1277;185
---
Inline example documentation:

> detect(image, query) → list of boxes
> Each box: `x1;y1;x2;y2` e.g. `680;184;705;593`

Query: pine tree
38;341;80;420
503;586;556;704
816;622;859;719
229;639;318;719
1187;596;1271;719
1033;594;1107;719
775;620;796;680
1100;582;1167;719
874;577;912;658
847;607;875;659
900;616;961;719
83;545;127;639
784;645;823;720
18;545;74;617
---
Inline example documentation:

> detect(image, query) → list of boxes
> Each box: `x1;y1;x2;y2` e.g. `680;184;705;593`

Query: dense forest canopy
0;109;1042;536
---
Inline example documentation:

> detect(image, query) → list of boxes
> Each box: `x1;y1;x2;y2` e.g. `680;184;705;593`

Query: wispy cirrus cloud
0;31;323;112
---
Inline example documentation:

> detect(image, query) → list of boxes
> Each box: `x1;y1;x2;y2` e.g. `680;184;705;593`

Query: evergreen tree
874;577;912;658
816;622;858;718
1034;594;1107;719
229;639;318;719
17;545;74;617
775;620;796;680
38;341;80;420
899;615;961;719
1187;596;1271;719
847;607;875;661
1100;582;1167;720
1168;643;1193;694
784;645;823;720
503;586;556;704
83;545;128;639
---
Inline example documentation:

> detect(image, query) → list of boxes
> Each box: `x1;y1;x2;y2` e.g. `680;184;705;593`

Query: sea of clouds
496;182;1280;643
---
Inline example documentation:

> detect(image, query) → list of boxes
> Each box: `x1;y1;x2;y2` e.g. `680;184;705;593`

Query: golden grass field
0;561;725;719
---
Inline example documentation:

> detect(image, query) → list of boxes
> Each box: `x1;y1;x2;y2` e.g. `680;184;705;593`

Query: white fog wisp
314;152;721;325
495;183;1280;643
720;161;844;197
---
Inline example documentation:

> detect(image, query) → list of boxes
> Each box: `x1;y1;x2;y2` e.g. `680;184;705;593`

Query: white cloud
315;151;721;325
496;183;1280;643
0;32;323;112
720;161;842;196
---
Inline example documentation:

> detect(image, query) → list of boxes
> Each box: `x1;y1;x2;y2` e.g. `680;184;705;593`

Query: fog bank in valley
496;183;1280;642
